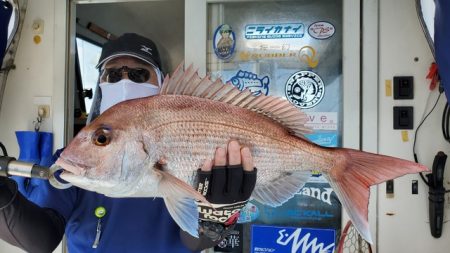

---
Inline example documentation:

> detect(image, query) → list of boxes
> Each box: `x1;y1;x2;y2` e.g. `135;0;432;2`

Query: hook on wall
33;106;45;132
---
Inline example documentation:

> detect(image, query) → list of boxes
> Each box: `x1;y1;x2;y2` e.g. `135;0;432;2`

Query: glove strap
197;200;247;224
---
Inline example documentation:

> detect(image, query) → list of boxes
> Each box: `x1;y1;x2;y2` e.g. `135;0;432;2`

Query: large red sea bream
54;64;428;243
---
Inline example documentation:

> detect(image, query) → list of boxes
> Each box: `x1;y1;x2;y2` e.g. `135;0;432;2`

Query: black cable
413;92;442;187
0;142;7;156
442;103;450;143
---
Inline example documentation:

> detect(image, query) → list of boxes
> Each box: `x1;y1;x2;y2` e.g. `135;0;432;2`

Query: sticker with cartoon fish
227;70;270;96
213;24;236;60
285;70;324;109
308;21;335;40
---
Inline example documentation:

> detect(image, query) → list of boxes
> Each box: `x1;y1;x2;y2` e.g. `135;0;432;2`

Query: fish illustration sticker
285;71;324;109
227;70;270;96
308;21;335;40
213;24;236;60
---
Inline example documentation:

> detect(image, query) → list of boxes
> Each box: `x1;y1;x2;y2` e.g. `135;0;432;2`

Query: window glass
76;37;102;111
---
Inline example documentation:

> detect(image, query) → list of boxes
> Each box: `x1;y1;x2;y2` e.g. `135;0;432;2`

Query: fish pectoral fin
156;169;209;237
252;171;310;207
164;197;200;237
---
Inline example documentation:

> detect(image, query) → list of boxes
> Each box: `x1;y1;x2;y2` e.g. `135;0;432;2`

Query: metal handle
0;156;72;189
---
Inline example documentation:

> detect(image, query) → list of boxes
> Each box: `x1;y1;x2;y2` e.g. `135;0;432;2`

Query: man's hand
196;140;257;240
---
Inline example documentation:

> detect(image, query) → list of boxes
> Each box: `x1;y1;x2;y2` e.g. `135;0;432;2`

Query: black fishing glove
196;164;257;241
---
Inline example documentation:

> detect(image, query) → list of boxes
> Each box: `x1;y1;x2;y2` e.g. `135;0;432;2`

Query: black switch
394;76;414;99
386;180;394;194
393;106;414;129
412;180;418;194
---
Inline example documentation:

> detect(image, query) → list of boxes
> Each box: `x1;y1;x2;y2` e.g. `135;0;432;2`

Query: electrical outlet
386;180;394;198
38;105;50;118
33;96;51;118
412;180;418;194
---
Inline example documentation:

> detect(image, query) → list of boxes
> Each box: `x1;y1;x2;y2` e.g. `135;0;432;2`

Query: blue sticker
228;70;270;96
251;225;335;253
245;23;304;39
305;133;338;147
237;202;259;223
213;24;236;60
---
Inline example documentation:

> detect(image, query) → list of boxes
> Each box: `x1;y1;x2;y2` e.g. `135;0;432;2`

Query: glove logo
198;202;246;223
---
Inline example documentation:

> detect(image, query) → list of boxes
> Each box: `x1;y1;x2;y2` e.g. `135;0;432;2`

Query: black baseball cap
96;33;162;71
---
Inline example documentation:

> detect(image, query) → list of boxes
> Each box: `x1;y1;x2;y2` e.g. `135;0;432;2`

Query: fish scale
140;102;330;184
56;64;429;243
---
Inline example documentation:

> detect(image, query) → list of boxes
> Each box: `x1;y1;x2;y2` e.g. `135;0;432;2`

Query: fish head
229;77;244;90
55;106;159;196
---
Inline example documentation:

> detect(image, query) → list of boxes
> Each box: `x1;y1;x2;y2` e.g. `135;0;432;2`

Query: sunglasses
102;66;151;83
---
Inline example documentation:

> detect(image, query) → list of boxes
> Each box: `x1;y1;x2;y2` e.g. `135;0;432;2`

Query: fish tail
325;148;428;244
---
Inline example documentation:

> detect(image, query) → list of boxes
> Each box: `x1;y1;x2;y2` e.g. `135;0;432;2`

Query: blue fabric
14;131;54;198
13;150;196;253
38;132;53;167
0;0;12;68
14;131;41;196
435;0;450;102
15;131;41;164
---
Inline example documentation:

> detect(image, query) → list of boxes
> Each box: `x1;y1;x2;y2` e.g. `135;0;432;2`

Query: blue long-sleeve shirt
34;181;192;253
11;150;195;253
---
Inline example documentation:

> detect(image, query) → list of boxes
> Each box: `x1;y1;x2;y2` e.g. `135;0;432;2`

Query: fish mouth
54;157;119;194
59;171;117;193
54;158;87;177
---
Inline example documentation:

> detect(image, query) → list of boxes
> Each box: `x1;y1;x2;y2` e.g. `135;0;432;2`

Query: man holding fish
0;33;257;253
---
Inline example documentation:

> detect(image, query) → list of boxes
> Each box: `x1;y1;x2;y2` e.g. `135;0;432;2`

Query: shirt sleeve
14;148;78;221
0;177;66;253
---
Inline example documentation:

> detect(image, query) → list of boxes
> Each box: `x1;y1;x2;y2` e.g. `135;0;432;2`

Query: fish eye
92;127;111;146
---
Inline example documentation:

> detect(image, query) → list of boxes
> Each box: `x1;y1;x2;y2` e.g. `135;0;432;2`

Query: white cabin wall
377;0;450;252
0;0;66;252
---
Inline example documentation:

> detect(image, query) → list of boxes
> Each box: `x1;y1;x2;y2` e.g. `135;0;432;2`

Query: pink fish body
56;64;428;242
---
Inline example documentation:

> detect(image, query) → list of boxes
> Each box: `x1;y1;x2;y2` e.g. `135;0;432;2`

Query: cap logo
140;45;153;55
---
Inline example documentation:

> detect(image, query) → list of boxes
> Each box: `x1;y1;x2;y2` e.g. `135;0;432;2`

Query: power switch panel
394;76;414;99
393;106;414;129
412;180;418;194
386;180;394;195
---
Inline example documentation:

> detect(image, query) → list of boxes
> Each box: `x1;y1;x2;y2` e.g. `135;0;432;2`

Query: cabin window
75;36;102;112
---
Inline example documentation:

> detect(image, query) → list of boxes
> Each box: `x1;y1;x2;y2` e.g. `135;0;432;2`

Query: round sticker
308;21;335;40
213;24;236;60
285;71;325;109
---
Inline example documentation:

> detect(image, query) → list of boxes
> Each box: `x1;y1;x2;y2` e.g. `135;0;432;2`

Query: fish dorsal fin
160;63;312;137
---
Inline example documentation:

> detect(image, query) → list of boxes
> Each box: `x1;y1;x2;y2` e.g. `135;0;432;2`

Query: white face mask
99;79;160;114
